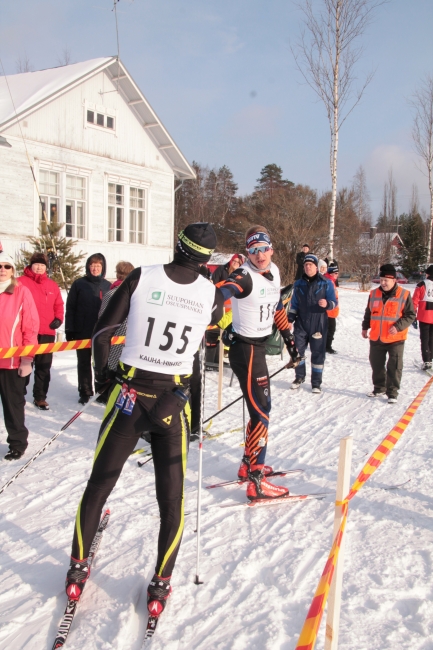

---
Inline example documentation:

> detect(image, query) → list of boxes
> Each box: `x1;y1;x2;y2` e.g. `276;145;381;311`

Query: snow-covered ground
1;286;433;650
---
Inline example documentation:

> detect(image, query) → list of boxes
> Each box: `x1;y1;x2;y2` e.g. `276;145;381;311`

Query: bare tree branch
292;0;385;259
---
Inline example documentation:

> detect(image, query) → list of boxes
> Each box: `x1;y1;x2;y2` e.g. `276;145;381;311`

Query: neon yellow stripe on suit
184;400;191;427
158;410;187;575
93;384;122;463
75;497;84;559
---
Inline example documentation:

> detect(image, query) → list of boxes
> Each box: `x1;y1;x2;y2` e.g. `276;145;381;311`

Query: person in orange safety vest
362;264;415;404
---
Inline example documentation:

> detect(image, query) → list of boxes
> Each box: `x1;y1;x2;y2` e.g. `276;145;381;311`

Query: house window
66;175;86;239
108;183;124;242
97;113;104;126
129;187;145;244
39;170;60;223
107;116;114;129
87;110;94;123
86;105;115;131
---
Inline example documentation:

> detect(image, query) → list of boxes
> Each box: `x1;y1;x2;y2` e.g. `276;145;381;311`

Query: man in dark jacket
295;244;310;280
362;264;415;403
65;254;111;404
289;254;337;393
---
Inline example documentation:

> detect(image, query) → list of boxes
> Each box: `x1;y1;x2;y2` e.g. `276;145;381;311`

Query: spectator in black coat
211;254;244;285
65;253;111;404
295;244;310;280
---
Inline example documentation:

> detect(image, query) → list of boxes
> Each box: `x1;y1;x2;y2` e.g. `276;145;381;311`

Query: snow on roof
209;253;233;265
0;58;111;126
0;57;195;179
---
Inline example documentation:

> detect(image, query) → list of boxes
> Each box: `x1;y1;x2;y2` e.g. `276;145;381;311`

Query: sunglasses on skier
0;264;13;270
247;245;272;255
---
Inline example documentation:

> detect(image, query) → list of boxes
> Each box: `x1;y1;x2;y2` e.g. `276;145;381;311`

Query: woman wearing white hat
0;244;39;460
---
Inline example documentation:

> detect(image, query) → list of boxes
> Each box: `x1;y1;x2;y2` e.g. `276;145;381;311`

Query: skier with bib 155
219;226;300;501
289;254;337;393
63;223;224;618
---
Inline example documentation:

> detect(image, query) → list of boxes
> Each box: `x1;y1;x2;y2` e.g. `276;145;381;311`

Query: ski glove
282;331;300;363
49;318;62;330
94;369;115;395
18;356;33;377
412;320;418;330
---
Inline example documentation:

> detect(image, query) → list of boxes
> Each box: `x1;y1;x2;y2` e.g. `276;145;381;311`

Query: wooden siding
0;70;177;276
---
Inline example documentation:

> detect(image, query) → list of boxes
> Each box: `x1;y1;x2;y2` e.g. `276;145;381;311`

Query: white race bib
121;265;215;374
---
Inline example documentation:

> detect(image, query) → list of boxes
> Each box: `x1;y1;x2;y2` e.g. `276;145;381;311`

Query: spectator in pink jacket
18;252;64;410
0;245;39;460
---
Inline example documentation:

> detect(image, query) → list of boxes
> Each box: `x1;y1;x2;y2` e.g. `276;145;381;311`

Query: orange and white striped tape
0;336;126;359
295;375;433;650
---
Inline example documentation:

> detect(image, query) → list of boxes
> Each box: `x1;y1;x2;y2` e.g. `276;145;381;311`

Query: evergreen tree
396;212;427;277
17;221;85;289
254;164;293;200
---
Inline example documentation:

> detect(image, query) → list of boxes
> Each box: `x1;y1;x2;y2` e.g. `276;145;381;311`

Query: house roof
0;57;195;179
359;232;403;245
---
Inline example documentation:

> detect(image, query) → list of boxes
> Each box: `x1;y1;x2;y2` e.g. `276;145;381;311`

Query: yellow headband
178;231;214;255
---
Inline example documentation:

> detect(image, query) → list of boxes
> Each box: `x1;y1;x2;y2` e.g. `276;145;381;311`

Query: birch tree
292;0;383;260
411;75;433;263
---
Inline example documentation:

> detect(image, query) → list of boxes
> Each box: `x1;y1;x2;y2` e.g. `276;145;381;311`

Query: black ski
206;468;303;489
52;509;110;649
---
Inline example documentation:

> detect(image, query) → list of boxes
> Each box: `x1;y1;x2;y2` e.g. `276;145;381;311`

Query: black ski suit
70;259;224;578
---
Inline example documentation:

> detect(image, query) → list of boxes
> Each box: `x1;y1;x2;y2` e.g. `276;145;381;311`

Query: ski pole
194;336;206;585
0;393;100;497
203;360;295;425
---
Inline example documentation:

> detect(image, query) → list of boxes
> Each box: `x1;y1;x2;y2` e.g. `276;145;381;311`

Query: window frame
84;102;117;134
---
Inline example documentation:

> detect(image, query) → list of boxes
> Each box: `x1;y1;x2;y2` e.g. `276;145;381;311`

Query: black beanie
425;265;433;277
379;264;396;279
176;223;217;263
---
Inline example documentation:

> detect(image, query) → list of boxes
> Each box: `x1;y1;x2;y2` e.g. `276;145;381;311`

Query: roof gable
0;57;194;179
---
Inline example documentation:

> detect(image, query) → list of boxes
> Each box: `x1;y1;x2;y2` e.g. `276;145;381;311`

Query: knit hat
304;254;318;267
0;241;16;271
328;263;339;273
379;264;396;279
318;259;327;270
229;253;244;265
177;223;217;263
425;265;433;277
30;251;48;267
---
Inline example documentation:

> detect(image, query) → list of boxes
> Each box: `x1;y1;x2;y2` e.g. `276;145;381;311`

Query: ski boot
147;574;172;617
65;557;90;600
246;465;289;501
237;455;273;481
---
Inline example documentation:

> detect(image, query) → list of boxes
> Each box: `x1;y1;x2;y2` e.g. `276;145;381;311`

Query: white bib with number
422;279;433;303
121;265;215;375
231;262;281;338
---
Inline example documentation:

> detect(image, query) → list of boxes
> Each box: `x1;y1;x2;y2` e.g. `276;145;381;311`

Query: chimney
370;226;377;239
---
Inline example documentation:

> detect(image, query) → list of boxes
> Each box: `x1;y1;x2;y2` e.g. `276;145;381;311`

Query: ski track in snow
1;286;433;649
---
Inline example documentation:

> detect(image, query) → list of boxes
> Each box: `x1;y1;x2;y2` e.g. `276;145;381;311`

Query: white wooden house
0;57;195;277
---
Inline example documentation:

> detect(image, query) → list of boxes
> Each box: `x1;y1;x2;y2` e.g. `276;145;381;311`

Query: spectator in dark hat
18;251;64;410
362;263;415;403
65;253;111;404
295;243;310;280
412;264;433;371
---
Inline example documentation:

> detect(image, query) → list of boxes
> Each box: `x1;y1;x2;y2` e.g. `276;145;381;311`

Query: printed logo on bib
147;288;165;306
259;288;265;296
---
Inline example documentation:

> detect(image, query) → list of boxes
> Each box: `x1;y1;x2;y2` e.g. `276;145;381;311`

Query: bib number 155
145;317;192;354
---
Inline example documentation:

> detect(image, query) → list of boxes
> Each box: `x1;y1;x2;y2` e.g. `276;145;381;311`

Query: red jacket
412;280;433;324
18;267;64;335
0;280;39;369
325;273;339;318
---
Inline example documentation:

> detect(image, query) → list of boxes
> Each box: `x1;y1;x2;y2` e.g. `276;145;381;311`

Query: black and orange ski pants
229;340;270;465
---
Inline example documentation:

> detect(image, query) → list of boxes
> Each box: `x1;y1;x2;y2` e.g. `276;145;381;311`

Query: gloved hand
18;356;33;377
94;369;114;394
65;331;77;342
283;331;300;365
49;318;62;330
412;320;418;330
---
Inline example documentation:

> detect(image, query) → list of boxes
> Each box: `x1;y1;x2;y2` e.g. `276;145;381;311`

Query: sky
1;0;433;220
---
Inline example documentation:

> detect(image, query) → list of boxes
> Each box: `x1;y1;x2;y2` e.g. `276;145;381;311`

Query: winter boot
78;395;90;405
33;399;49;410
367;390;386;398
312;386;322;394
291;377;305;390
65;557;90;600
326;347;337;354
4;448;23;461
246;465;289;501
147;574;172;617
237;455;273;481
422;362;432;371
